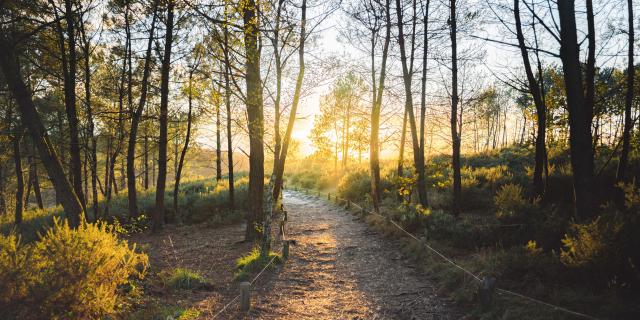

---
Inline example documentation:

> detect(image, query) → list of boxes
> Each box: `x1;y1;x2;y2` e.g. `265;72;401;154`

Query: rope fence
291;186;599;320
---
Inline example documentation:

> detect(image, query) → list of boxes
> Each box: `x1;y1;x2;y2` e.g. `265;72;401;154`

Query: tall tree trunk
216;98;222;181
154;0;175;233
223;15;235;209
616;0;634;183
127;0;158;218
271;0;307;204
514;0;547;198
0;38;84;227
370;0;392;214
13;129;24;225
396;0;428;207
557;0;595;219
243;0;265;241
418;0;430;205
56;0;86;211
174;71;194;223
450;0;462;216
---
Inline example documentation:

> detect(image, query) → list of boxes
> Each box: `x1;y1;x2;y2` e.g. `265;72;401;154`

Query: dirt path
240;190;458;320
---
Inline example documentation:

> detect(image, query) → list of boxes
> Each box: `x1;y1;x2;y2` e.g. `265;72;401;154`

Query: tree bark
557;0;595;219
243;0;265;241
154;0;175;233
223;15;235;209
216;97;223;181
450;0;462;216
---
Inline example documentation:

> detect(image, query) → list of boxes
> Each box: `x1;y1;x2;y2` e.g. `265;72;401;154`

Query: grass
162;268;208;290
128;301;201;320
234;248;282;281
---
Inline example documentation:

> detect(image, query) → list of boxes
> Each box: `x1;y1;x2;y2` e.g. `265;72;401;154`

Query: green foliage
235;248;281;281
494;183;528;218
337;169;371;202
162;268;206;290
0;218;148;319
560;216;621;269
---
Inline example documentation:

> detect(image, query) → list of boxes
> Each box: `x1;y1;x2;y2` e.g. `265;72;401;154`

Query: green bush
0;218;148;319
494;183;528;218
162;268;207;290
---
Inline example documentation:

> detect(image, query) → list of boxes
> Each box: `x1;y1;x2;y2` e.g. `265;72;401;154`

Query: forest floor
129;190;458;319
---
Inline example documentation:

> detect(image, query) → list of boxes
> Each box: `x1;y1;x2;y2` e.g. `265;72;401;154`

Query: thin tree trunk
223;13;235;209
216;98;222;181
271;0;307;204
127;0;158;217
396;0;428;207
174;70;194;223
154;0;175;233
370;0;392;214
616;0;634;183
515;0;547;198
450;0;462;216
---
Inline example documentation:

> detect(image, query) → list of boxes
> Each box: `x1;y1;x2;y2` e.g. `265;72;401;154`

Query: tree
616;0;634;184
154;0;176;233
449;0;462;216
395;0;428;207
243;0;265;241
557;0;595;219
127;0;159;218
514;0;547;198
271;0;308;205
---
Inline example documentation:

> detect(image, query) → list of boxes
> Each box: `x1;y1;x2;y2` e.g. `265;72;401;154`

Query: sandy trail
241;190;457;320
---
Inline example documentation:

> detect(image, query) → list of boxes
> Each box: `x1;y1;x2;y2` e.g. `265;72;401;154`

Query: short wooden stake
346;200;351;209
240;282;251;311
328;193;331;200
282;240;290;260
478;276;496;310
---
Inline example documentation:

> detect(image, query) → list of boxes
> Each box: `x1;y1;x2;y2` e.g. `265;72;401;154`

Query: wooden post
282;240;290;260
346;200;351;209
328;193;331;200
240;282;251;311
478;276;496;310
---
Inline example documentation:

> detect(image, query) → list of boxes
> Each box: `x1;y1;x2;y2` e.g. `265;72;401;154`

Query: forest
1;0;639;319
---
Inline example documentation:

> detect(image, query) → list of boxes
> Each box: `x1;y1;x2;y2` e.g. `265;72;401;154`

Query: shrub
163;268;206;290
337;170;371;202
560;216;620;269
494;183;528;218
0;218;148;319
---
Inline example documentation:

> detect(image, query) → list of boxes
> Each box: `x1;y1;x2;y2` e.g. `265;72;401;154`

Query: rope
251;255;278;285
211;294;240;319
297;187;600;320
